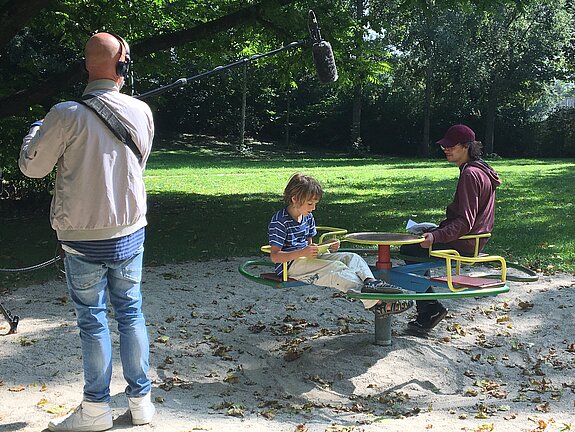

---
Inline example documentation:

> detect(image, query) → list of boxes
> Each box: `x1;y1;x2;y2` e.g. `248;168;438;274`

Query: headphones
84;32;131;77
111;33;131;77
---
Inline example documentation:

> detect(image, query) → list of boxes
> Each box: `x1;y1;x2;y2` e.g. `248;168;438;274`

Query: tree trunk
285;88;291;147
421;62;433;157
238;62;247;152
484;85;497;155
350;0;364;152
351;84;362;151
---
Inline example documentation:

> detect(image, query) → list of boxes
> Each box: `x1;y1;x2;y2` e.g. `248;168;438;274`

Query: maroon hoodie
432;160;502;255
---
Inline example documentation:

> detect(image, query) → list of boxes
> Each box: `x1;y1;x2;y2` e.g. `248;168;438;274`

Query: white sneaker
48;401;113;432
128;392;155;425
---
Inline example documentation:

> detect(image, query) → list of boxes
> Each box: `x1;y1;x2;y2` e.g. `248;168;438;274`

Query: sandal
371;300;414;316
362;279;403;294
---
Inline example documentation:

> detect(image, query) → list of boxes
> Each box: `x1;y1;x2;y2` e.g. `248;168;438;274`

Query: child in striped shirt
268;173;412;314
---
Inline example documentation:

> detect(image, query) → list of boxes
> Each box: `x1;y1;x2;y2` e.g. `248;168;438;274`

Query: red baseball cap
437;124;476;148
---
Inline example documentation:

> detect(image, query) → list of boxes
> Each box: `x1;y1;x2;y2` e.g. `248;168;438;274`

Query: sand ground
1;257;574;432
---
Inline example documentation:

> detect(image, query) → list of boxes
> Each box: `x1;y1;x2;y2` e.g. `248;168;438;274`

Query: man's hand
420;232;434;248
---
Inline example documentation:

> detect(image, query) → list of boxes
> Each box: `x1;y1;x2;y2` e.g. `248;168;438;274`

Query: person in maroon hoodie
400;124;502;331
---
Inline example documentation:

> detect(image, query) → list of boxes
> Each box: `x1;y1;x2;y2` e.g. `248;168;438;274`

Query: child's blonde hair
283;173;323;206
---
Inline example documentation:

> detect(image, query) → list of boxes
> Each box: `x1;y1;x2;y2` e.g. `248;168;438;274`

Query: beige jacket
19;80;154;241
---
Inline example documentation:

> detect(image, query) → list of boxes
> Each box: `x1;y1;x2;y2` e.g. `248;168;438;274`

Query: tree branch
0;0;52;49
0;0;297;118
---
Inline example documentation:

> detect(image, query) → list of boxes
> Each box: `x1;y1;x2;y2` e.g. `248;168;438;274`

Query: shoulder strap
78;94;143;163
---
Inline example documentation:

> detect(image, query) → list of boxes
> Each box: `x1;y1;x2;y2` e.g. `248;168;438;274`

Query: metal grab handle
260;226;348;282
429;248;507;292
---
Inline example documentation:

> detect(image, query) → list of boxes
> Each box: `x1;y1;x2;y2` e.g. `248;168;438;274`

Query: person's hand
420;232;434;248
328;239;340;252
302;244;319;258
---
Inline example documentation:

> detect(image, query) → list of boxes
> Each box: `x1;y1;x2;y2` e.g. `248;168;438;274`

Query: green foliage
2;0;575;192
367;0;575;154
0;116;55;199
533;107;575;157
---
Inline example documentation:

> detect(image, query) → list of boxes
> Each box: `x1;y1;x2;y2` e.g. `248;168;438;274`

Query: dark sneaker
371;300;414;316
408;304;448;330
362;279;403;294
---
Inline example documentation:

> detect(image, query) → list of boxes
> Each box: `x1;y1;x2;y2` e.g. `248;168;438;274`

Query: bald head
84;32;126;82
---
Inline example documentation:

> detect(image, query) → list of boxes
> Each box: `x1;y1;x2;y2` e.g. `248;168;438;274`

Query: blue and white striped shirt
61;227;145;261
268;208;316;276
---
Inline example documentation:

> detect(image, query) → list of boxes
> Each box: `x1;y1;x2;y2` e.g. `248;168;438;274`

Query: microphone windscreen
312;41;338;83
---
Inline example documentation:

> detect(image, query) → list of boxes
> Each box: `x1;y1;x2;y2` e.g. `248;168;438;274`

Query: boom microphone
136;11;337;100
308;10;338;83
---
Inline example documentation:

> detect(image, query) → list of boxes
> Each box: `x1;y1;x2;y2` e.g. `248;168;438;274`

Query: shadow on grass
1;139;574;290
149;135;574;172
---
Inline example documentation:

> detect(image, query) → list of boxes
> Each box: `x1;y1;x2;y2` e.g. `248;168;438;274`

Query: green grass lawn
2;135;574;288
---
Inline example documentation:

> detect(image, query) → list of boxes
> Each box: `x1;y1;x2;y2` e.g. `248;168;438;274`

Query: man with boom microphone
19;32;155;431
15;11;337;431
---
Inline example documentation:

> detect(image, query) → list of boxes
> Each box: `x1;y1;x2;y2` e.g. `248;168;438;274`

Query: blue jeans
64;249;151;403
